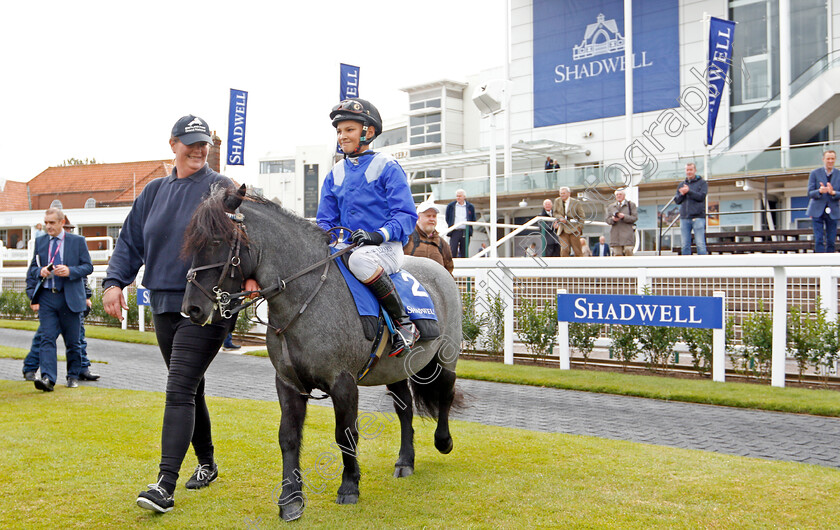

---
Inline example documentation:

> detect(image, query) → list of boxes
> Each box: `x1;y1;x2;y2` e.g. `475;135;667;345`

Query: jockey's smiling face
336;120;371;155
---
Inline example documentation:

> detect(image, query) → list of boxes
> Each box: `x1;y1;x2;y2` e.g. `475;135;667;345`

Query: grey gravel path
2;327;839;469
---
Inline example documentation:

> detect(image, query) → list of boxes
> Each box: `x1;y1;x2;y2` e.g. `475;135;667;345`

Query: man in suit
445;189;476;258
592;235;611;257
539;199;561;257
26;208;93;391
22;217;99;382
553;186;585;257
606;189;638;256
807;150;840;253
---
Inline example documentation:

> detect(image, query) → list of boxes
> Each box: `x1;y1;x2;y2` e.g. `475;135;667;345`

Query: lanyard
48;238;61;266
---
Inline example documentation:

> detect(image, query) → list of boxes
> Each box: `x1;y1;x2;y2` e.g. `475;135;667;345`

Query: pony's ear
223;184;246;212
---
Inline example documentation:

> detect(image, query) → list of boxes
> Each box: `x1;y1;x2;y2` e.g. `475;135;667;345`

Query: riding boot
366;271;419;357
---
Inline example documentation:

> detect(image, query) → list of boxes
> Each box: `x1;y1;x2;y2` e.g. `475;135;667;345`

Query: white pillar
779;0;791;166
636;268;649;295
503;0;513;208
624;0;635;199
771;266;787;387
712;290;726;382
489;113;498;258
557;289;570;369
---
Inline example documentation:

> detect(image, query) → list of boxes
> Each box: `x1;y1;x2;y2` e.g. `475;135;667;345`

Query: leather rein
185;215;355;335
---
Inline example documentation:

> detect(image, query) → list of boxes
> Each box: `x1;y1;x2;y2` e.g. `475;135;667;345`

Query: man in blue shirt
317;98;419;357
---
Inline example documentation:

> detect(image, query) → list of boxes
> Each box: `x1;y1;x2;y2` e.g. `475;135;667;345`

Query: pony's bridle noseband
185;213;248;320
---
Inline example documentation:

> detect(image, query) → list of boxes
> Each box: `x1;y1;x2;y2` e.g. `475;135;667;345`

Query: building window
372;126;407;149
84;198;96;208
409;113;442;147
259;160;295;174
107;226;121;241
50;200;63;209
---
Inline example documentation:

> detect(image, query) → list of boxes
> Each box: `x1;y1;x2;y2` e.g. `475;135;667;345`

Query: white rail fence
453;254;840;388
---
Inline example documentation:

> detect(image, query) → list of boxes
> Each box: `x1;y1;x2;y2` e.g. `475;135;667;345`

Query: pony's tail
407;360;465;418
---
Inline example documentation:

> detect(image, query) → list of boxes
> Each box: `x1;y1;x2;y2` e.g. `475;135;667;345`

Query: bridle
185;214;248;320
185;212;356;327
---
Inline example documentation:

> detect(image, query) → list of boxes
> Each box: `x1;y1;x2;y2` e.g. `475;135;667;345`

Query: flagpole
703;12;710;183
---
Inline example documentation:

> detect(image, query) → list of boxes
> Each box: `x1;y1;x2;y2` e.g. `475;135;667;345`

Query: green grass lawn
1;380;839;529
0;319;157;345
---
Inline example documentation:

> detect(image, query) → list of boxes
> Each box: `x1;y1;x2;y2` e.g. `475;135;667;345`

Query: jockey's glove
351;229;384;246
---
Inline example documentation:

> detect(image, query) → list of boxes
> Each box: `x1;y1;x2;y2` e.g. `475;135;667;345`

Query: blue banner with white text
707;17;736;145
339;63;360;101
532;0;679;126
558;293;723;329
227;89;248;165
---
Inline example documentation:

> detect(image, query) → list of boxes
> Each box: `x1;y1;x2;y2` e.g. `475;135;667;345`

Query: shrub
461;292;486;352
515;298;557;360
569;322;601;365
0;290;35;319
234;303;256;337
478;291;506;356
739;300;773;380
681;327;713;376
610;324;639;370
638;325;681;372
787;305;819;382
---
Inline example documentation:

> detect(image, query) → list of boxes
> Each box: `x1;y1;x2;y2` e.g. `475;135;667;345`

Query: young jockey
316;98;419;356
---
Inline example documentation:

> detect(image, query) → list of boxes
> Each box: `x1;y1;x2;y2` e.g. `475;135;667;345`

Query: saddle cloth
331;248;439;341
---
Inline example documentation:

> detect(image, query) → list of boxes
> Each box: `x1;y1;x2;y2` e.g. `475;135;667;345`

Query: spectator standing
445;189;476;258
553;186;585;257
806;150;840;253
222;333;241;352
539;199;561;257
22;217;99;382
34;223;46;238
25;208;93;391
606;189;638;256
404;202;454;275
103;114;236;513
674;163;708;255
579;238;592;256
592;235;611;257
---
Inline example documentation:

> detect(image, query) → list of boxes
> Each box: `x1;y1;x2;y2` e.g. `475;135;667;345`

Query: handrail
657;195;678;256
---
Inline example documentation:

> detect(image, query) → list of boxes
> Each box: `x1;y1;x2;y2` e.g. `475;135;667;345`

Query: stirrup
389;321;419;358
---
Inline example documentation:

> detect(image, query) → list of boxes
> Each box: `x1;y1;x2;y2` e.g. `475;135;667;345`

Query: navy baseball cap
171;115;213;145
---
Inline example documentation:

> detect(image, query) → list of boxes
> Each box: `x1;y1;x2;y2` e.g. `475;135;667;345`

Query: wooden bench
674;229;832;254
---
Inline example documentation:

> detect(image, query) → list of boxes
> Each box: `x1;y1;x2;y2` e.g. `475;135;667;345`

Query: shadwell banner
532;0;680;127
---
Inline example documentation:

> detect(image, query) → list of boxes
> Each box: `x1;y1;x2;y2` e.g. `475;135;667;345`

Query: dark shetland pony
181;185;464;522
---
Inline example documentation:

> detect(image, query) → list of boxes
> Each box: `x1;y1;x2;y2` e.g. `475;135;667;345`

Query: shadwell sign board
557;293;723;329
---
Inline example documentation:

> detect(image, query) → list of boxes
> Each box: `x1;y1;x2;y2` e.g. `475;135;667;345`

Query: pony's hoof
336;493;359;505
393;465;414;478
279;498;305;522
435;435;453;454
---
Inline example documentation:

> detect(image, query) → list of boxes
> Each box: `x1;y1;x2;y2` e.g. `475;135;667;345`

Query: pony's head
181;183;255;325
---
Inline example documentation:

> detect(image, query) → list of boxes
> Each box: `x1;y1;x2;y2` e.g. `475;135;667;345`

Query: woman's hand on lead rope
244;278;261;299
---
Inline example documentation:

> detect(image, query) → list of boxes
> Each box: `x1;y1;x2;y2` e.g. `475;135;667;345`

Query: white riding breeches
346;241;404;282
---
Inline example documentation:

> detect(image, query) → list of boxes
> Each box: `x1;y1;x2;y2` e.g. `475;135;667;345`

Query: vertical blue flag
707;17;735;145
338;64;360;152
227;89;248;165
339;63;360;100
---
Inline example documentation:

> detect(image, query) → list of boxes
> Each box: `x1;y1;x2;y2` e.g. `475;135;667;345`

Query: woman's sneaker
136;478;174;513
185;462;218;490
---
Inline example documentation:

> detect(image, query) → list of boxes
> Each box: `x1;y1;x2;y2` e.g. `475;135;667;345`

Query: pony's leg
275;375;308;522
428;363;457;454
331;372;361;505
385;380;415;477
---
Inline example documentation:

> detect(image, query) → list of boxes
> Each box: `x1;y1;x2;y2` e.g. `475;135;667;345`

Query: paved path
2;328;839;469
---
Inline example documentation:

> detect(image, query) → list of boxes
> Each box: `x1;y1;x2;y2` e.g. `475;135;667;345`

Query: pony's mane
181;184;329;258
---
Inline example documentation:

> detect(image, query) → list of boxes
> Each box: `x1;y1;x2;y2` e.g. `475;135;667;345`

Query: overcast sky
0;1;506;186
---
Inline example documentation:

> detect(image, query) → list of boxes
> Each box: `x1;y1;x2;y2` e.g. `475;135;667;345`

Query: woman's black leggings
153;312;232;492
